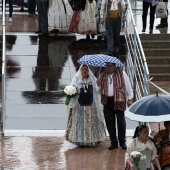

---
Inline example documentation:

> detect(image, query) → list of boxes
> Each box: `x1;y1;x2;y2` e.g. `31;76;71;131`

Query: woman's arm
153;156;161;170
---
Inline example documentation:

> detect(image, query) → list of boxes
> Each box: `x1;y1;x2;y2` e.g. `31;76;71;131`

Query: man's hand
96;78;101;86
127;99;133;107
100;18;104;24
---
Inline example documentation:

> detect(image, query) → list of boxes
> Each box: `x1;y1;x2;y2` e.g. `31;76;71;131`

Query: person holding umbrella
153;121;170;170
96;62;133;150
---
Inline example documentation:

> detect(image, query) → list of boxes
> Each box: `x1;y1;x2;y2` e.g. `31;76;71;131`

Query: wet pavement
1;2;170;170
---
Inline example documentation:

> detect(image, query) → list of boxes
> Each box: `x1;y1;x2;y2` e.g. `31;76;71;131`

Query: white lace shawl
125;138;158;162
67;65;105;124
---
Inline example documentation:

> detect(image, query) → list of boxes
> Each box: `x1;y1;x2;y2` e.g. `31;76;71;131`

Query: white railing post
1;0;6;135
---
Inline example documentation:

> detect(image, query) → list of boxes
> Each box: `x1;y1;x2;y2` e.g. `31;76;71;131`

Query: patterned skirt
65;103;106;147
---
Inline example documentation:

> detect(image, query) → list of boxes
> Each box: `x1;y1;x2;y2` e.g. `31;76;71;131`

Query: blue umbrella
77;54;124;67
125;93;170;122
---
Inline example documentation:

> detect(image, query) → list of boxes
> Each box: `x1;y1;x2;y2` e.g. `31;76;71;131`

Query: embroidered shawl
100;68;126;111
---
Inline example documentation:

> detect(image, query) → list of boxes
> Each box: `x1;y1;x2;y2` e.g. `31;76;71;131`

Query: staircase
140;34;170;81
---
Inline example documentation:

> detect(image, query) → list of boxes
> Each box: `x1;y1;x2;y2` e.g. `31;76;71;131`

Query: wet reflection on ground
2;34;134;169
1;136;130;170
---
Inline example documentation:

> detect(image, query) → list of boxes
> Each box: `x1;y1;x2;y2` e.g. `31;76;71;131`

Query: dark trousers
105;17;121;55
28;0;36;14
103;103;126;145
37;0;48;33
142;1;156;30
2;0;13;17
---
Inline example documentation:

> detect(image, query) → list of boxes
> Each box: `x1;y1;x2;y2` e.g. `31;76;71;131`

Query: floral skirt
69;10;81;33
65;104;106;147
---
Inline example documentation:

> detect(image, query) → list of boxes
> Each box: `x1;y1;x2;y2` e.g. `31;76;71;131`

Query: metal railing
124;0;150;101
1;0;6;131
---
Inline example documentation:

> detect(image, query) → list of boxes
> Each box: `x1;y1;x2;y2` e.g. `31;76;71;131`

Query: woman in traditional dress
153;121;170;169
48;0;73;32
69;0;97;35
125;125;161;170
65;65;106;147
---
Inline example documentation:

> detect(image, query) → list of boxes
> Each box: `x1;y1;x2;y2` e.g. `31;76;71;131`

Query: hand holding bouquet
130;151;143;170
63;85;77;105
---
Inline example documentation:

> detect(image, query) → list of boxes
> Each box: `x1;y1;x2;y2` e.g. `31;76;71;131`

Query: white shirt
100;0;126;18
97;71;133;100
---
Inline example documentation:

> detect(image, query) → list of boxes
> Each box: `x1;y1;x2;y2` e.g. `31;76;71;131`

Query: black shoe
38;33;49;37
50;29;59;34
156;24;168;29
108;144;118;150
120;143;127;150
28;13;33;17
86;34;90;40
142;28;146;32
149;29;153;34
35;30;41;34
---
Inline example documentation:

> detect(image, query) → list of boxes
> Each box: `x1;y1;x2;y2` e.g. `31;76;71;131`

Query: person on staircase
100;0;126;57
35;0;49;36
156;0;168;29
2;0;13;22
142;0;157;34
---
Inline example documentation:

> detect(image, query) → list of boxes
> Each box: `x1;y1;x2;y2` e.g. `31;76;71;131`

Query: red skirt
69;10;81;33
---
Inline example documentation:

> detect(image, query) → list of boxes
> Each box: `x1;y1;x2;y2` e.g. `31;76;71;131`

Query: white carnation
64;85;77;96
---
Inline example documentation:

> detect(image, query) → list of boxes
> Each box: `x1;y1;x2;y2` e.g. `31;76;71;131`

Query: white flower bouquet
63;85;78;105
130;151;143;170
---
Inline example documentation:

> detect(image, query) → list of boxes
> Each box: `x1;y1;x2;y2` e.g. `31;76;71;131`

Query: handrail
124;0;150;101
1;0;6;134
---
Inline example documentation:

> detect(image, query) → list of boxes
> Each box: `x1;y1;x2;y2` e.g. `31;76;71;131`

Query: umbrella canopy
125;94;170;122
77;54;124;67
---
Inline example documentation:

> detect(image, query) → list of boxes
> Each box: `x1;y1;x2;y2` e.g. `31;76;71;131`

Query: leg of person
162;0;168;27
112;17;121;56
28;0;32;15
36;0;41;33
149;3;156;33
116;109;127;150
161;17;168;27
37;0;48;36
103;104;118;150
142;1;149;32
8;0;13;22
32;0;36;14
105;17;114;56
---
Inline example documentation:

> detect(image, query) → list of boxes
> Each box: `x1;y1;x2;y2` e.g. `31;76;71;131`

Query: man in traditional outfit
96;63;133;150
35;0;49;36
153;121;170;169
100;0;126;56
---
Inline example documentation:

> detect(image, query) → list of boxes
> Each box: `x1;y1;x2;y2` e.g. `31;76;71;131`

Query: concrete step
148;64;170;73
142;40;170;48
140;33;170;41
144;48;170;56
146;56;170;64
149;73;170;81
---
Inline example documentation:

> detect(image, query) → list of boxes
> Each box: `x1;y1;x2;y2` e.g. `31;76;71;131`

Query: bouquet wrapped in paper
130;151;143;170
63;85;78;105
